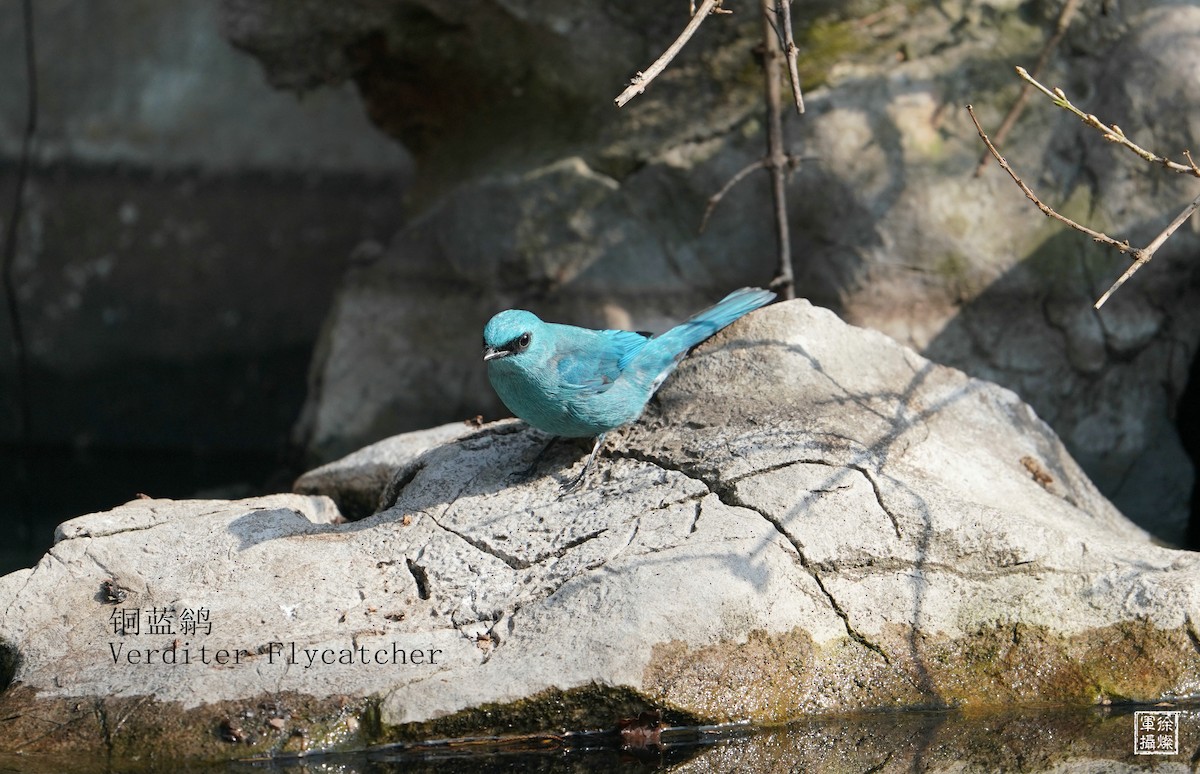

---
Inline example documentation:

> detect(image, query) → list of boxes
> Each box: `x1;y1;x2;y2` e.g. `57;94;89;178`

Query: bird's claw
557;467;589;496
556;433;605;497
509;460;539;482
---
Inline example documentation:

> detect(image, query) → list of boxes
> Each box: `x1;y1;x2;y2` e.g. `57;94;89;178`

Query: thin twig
650;0;803;294
2;0;36;446
969;104;1199;309
1016;66;1200;178
855;3;908;29
700;153;808;233
615;0;724;108
110;695;152;738
974;0;1081;176
967;105;1136;253
761;0;795;299
775;0;805;114
1185;150;1200;176
1093;190;1200;309
700;160;767;233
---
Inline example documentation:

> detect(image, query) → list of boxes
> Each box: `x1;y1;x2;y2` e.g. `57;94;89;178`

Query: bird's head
483;310;543;367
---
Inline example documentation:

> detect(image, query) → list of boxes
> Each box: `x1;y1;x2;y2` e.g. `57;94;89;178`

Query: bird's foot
556;433;606;497
558;466;589;494
510;436;560;482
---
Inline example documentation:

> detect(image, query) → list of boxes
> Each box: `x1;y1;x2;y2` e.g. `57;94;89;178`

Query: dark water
3;704;1184;773
0;444;289;576
230;705;1197;773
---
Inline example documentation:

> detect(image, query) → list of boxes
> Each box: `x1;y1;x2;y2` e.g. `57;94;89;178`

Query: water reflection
231;704;1197;773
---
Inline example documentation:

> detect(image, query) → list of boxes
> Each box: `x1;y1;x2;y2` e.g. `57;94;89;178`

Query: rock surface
222;0;1200;544
293;419;482;519
1;299;1197;765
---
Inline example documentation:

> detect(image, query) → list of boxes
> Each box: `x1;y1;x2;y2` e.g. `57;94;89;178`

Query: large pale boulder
2;299;1196;766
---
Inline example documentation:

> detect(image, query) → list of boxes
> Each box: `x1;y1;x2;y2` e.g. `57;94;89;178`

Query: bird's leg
512;435;562;481
559;433;606;494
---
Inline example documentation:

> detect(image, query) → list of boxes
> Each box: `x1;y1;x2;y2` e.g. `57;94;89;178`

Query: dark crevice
0;637;19;692
378;461;426;514
94;700;113;758
405;557;430;600
1176;343;1200;551
722;457;815;488
553;528;609;559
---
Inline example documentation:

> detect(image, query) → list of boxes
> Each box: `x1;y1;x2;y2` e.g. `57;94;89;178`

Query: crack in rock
423;509;615;572
723;487;894;665
56;505;233;542
725;456;902;540
846;463;903;540
612;447;892;664
554;528;611;558
425;511;531;571
1185;613;1200;657
409;506;641;630
826;556;1058;581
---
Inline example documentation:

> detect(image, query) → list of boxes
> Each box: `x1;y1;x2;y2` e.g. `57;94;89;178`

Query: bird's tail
653;287;776;357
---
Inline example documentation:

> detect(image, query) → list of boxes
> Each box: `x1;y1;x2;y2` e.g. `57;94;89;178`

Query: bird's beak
483;347;509;362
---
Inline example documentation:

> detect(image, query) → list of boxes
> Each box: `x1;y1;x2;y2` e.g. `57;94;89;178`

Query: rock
2;299;1197;765
293;419;488;518
222;0;1200;544
52;492;344;542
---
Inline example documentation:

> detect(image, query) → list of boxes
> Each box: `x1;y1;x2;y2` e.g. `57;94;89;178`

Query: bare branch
775;0;805;114
967;105;1135;254
1015;66;1200;178
1185;150;1200;176
974;0;1081;176
652;0;804;295
700;153;807;234
761;0;795;299
615;0;724;108
2;0;36;447
700;159;767;233
968;104;1200;309
1093;190;1200;309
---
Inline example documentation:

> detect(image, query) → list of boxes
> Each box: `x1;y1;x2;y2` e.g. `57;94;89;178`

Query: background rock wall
0;0;411;572
222;0;1200;545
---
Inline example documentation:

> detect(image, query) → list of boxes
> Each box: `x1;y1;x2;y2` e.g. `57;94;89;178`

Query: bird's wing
552;327;650;394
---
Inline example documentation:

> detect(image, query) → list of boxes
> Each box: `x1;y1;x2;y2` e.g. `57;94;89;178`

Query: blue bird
482;287;776;490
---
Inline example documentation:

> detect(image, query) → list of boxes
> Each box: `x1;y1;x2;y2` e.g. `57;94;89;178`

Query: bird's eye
518;332;531;349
